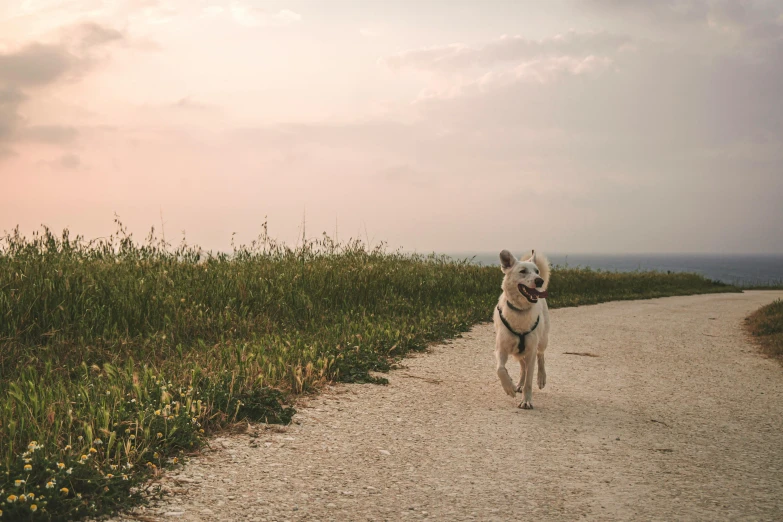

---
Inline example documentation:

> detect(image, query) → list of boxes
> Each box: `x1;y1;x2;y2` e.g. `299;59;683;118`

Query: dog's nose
535;277;544;288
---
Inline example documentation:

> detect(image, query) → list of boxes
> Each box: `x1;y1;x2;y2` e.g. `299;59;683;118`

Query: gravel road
110;291;783;522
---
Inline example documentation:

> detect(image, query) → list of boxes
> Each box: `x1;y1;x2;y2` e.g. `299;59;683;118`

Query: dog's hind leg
495;350;516;397
516;358;527;392
537;335;548;390
519;351;537;409
537;352;546;390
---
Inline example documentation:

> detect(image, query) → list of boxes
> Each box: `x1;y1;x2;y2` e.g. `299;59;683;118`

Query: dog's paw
519;401;534;410
515;383;524;393
538;371;546;390
502;383;517;397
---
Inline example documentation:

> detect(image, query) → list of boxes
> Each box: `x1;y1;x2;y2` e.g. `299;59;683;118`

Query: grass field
0;223;739;521
746;299;783;359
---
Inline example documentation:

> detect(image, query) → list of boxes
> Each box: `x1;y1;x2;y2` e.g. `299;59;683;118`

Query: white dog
493;249;550;409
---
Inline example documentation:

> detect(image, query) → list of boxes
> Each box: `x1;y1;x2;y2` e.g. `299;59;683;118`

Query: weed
745;299;783;359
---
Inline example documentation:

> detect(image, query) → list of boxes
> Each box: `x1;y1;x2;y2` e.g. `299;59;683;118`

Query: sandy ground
111;291;783;522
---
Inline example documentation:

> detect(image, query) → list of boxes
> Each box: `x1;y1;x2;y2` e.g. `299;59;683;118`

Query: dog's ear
499;249;517;272
531;249;536;263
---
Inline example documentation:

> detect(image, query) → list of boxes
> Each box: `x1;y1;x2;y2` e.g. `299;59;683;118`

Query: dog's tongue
529;287;549;299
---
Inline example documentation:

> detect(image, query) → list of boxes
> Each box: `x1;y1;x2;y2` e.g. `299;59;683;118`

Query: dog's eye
535;269;539;274
520;269;527;274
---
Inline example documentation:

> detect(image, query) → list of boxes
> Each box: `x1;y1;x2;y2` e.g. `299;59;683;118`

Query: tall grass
745;299;783;359
0;222;738;520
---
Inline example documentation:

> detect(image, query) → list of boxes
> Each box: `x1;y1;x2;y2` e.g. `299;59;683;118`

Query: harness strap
497;306;540;354
505;300;525;313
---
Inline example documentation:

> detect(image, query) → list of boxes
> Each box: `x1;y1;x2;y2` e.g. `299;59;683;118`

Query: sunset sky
2;0;782;254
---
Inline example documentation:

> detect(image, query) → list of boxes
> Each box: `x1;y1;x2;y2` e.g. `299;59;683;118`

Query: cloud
0;22;124;158
384;30;631;72
581;0;710;23
34;152;84;170
171;96;213;110
378;164;434;188
581;0;783;41
229;2;301;27
0;87;25;140
58;153;81;169
129;0;178;25
68;22;125;49
384;30;627;104
19;125;79;144
0;43;74;87
707;1;783;41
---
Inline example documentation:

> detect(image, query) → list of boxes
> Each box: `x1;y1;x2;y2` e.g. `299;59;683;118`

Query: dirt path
114;291;783;521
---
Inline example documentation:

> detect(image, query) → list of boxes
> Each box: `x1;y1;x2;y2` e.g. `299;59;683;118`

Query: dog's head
499;249;550;308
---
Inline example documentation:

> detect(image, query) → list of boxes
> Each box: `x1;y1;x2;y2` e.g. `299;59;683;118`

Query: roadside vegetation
746;299;783;359
0;221;739;521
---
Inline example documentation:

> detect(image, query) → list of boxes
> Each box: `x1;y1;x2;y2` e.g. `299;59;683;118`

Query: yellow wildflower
122;474;128;481
89;448;97;454
27;493;34;500
30;504;37;512
45;482;54;489
18;494;26;502
157;432;163;439
60;488;69;495
64;445;71;451
106;474;114;479
6;495;17;503
13;480;24;487
23;464;32;471
153;452;159;459
57;462;65;469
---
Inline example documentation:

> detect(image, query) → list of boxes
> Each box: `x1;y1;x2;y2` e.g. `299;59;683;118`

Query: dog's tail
524;250;550;291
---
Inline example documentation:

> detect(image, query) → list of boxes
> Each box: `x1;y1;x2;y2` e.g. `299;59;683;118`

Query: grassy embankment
0;223;739;521
746;298;783;359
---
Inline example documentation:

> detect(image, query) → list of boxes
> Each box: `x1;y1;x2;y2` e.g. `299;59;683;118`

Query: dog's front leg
516;358;526;392
519;350;537;409
495;350;516;397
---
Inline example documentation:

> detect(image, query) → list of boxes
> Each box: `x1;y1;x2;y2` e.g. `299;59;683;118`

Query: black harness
497;304;540;354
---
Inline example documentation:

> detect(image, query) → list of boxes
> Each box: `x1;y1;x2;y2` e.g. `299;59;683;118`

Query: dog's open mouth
518;284;548;303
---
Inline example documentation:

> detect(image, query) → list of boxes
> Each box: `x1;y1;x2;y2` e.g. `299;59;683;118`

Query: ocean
446;253;783;287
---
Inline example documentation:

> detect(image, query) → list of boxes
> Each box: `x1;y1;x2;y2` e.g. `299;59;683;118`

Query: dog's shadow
494;385;670;442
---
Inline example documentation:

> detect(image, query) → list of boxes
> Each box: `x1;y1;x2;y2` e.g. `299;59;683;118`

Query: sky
1;0;782;254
